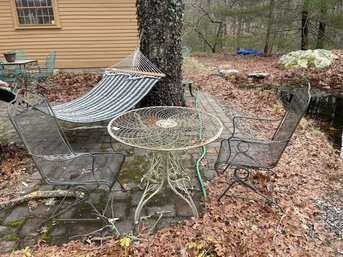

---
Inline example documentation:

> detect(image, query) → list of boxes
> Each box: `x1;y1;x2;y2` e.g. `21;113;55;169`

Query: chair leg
218;179;238;201
43;185;100;223
218;168;284;211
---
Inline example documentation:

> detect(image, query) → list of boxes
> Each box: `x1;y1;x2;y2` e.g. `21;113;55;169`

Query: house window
12;0;60;28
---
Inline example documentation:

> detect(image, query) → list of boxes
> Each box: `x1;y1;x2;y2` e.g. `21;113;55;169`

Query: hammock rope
107;47;165;77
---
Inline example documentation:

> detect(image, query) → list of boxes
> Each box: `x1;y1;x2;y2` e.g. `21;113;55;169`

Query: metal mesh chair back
273;84;311;142
45;50;56;74
8;89;72;156
181;46;192;59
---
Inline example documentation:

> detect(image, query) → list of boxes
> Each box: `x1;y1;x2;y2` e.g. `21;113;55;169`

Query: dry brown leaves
37;72;102;104
2;54;343;256
191;49;343;96
0;143;33;202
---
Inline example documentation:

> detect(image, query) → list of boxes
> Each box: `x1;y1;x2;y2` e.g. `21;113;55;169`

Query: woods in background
183;0;343;54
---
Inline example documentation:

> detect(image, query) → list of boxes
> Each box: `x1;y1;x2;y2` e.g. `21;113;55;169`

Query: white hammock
51;48;164;123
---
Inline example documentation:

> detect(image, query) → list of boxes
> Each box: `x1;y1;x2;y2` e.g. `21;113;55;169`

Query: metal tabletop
108;106;223;151
1;59;37;66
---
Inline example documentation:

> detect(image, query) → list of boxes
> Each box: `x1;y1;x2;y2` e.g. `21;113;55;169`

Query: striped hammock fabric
51;47;164;123
52;72;160;123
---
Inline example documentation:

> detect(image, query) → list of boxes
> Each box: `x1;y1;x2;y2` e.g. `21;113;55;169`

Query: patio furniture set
6;46;312;229
0;50;56;88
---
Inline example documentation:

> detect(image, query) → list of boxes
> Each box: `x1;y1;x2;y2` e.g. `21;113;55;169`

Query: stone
131;191;143;206
0;240;17;254
68;222;103;238
156;217;184;230
4;206;29;225
0;225;16;237
116;220;134;235
203;169;216;180
30;204;54;218
219;69;239;75
17;237;37;250
175;204;194;217
19;218;42;237
278;49;339;68
0;207;10;220
247;72;270;78
109;190;130;201
147;205;176;217
38;184;55;191
104;202;128;219
50;224;67;237
88;192;103;205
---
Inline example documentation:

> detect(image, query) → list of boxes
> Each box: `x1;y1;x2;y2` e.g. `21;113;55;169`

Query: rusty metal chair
7;89;125;222
215;84;311;208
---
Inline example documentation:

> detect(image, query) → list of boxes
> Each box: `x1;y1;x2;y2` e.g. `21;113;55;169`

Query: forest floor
1;51;343;256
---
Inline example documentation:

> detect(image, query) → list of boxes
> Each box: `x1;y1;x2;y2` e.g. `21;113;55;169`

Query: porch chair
215;84;311;208
0;61;19;85
31;50;56;81
8;89;125;222
181;46;192;59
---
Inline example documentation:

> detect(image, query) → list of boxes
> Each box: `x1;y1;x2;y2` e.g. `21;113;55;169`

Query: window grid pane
15;0;55;25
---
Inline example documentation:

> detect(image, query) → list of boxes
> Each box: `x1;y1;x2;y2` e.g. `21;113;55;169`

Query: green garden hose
194;87;208;204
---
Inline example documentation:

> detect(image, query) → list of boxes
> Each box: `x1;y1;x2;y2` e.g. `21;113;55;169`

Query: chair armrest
229;136;288;146
33;152;125;162
233;115;281;123
32;153;90;162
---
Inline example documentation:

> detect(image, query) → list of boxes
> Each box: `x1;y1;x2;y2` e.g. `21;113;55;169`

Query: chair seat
216;138;282;171
33;153;125;187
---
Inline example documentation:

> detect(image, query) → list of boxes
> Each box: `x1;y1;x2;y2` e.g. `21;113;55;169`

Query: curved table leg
134;152;164;224
134;151;199;224
166;151;199;218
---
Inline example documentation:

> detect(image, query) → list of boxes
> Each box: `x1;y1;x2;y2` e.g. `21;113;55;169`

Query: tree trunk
316;2;328;49
301;10;309;50
316;21;326;49
136;0;185;107
264;0;276;54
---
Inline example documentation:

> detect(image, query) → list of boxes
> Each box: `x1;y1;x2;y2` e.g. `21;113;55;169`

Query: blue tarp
237;48;264;55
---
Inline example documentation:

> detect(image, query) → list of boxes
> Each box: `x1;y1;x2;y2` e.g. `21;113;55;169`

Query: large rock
278;49;339;68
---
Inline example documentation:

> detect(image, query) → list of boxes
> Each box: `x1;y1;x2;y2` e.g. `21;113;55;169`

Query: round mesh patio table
108;106;223;223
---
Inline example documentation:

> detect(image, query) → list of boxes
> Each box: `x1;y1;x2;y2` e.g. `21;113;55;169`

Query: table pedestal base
134;151;199;224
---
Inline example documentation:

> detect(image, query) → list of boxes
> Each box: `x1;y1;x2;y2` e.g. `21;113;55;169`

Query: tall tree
136;0;185;106
264;0;276;53
316;0;329;48
301;10;309;50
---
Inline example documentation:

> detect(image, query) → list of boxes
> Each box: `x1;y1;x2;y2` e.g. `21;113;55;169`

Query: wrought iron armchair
215;84;311;208
7;89;125;222
31;50;56;81
181;46;192;59
0;61;19;85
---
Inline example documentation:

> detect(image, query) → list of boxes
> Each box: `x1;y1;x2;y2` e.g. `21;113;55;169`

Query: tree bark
301;10;309;50
136;0;185;107
264;0;275;54
0;190;75;209
316;2;328;49
316;20;326;49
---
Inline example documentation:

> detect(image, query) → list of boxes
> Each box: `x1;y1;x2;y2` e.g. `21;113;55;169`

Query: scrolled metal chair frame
215;84;311;210
8;89;125;224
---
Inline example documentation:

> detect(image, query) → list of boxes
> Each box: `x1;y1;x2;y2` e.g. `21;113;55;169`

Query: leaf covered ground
2;52;343;256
